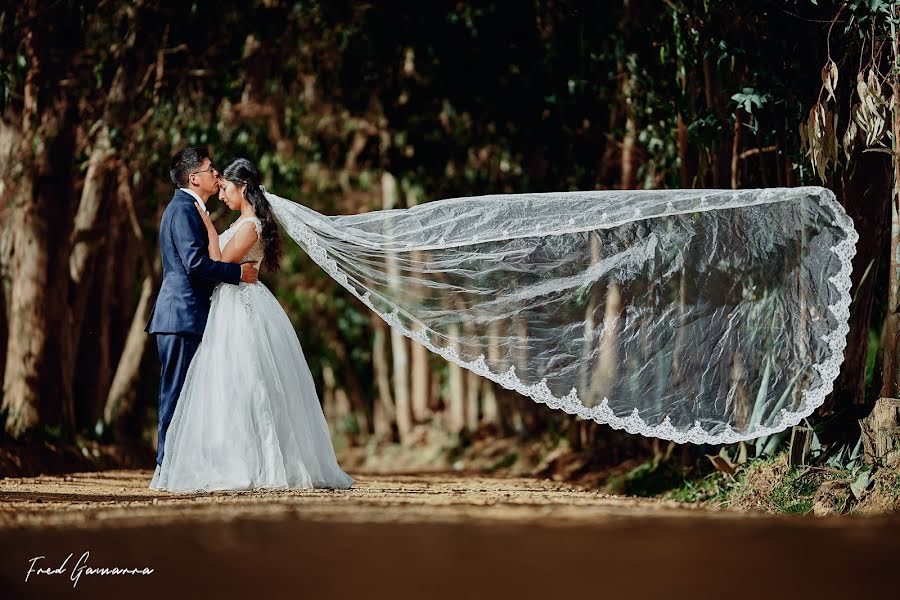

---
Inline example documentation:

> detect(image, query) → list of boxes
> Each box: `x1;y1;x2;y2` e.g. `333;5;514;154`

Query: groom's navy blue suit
146;189;241;466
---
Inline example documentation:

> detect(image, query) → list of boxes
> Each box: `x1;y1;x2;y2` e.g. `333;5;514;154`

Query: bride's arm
194;202;222;260
220;222;260;264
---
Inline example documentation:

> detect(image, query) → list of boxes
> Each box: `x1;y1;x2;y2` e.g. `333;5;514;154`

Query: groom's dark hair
169;147;210;187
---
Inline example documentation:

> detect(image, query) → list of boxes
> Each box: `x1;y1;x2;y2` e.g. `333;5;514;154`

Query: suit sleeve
170;204;242;285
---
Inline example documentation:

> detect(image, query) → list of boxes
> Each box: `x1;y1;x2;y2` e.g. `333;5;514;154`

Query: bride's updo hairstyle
221;158;282;273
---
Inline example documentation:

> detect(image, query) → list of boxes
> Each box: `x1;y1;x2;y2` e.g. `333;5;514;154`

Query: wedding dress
150;216;354;493
263;186;857;445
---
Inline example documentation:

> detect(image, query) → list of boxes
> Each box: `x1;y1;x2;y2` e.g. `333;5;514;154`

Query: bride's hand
194;201;215;231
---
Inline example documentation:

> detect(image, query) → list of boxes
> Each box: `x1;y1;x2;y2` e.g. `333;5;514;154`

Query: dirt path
1;469;898;599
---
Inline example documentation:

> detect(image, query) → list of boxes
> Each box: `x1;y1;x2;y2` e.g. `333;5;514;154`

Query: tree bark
2;4;80;437
821;152;891;439
371;317;396;440
64;49;135;424
883;15;900;401
620;74;637;190
405;189;431;424
381;172;412;443
481;317;502;428
465;368;480;432
103;165;158;438
859;398;900;465
590;284;622;402
446;323;466;434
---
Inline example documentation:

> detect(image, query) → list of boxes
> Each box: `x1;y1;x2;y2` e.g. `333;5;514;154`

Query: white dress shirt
179;187;207;213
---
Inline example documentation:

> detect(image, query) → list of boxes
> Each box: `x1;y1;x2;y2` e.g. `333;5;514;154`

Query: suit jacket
146;189;242;336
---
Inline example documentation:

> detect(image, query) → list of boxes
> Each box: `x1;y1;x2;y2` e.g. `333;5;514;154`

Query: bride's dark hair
220;158;282;273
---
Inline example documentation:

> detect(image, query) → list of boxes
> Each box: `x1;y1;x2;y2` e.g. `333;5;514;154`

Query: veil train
264;187;857;445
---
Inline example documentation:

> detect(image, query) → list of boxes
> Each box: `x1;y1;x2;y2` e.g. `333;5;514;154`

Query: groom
145;147;259;468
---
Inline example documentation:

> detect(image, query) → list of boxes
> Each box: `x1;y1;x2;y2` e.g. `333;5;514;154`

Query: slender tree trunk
446;323;466;434
883;16;900;399
372;318;396;440
104;166;158;438
381;172;412;442
390;327;411;440
731;109;742;189
677;114;693;188
481;318;502;428
465;368;480;432
63;127;114;425
405;189;430;424
92;198;119;421
64;49;134;424
590;283;622;402
579;232;602;407
410;333;430;423
620;73;637;190
322;362;354;441
319;328;370;438
824;152;890;427
104;274;154;436
512;318;529;427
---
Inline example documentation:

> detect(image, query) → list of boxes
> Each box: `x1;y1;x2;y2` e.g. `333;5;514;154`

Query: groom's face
189;158;220;198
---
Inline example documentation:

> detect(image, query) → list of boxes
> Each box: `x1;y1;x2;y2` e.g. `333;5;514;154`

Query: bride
149;158;354;493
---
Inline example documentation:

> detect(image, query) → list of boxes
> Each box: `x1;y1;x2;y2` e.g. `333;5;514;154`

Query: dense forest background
0;0;898;479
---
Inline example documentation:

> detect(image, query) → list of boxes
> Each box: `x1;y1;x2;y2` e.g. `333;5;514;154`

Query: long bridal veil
264;187;856;445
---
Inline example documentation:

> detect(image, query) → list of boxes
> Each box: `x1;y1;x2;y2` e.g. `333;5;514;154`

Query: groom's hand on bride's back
240;261;259;284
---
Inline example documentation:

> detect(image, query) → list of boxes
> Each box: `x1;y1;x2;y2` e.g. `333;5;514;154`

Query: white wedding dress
150;215;354;493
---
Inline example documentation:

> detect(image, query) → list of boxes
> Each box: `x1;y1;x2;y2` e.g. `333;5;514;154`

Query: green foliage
731;88;772;115
766;467;820;513
667;472;734;504
605;457;688;496
487;452;518;472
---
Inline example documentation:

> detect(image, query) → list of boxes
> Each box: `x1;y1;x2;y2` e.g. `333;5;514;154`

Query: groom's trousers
155;333;201;466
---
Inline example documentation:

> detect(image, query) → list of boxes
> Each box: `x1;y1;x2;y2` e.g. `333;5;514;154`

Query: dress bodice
220;216;265;265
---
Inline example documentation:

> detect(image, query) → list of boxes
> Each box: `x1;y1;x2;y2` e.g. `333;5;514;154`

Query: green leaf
850;468;871;500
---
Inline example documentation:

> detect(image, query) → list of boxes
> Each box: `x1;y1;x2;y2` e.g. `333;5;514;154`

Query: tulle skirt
149;280;354;493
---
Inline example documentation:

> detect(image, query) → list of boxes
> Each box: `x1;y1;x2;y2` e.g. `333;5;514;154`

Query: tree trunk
64;52;134;425
381;172;412;442
103;274;155;437
103;166;158;439
0;278;6;403
390;328;411;441
677;113;694;188
620;73;637;190
410;332;430;423
0;121;20;399
731;108;742;189
405;188;431;424
322;362;354;441
465;369;480;432
446;323;466;434
859;398;900;465
371;317;396;440
579;232;601;407
590;284;622;402
883;17;900;401
65;133;115;428
481;317;502;428
821;151;891;440
2;4;80;437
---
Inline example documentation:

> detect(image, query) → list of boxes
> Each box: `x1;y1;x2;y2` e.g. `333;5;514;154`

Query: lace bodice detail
219;216;264;265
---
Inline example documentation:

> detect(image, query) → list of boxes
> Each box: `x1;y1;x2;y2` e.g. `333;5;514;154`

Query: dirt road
1;469;897;599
